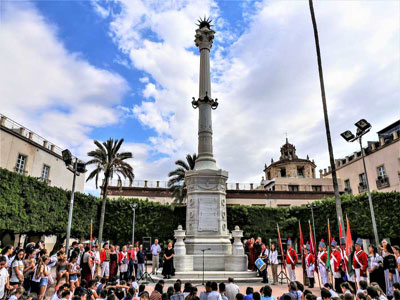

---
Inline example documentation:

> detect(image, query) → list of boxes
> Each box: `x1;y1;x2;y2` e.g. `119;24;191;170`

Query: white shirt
329;289;339;298
269;250;278;264
151;244;161;255
10;260;23;282
225;283;240;300
51;292;62;300
0;268;9;299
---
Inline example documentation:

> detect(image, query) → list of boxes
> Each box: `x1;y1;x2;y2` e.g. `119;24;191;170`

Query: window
359;173;367;185
280;168;286;177
267;171;271;180
277;204;291;207
297;167;305;177
288;185;299;192
312;185;322;192
15;154;27;174
344;179;351;193
41;165;50;180
377;165;386;178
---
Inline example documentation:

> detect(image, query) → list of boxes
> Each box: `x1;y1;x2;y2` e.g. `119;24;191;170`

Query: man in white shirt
0;256;11;299
225;278;239;300
150;240;161;274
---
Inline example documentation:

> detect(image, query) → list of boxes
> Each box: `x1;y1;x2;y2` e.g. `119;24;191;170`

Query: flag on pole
325;218;331;269
299;221;305;273
90;218;93;251
346;215;354;276
277;223;286;269
339;217;344;239
309;220;318;273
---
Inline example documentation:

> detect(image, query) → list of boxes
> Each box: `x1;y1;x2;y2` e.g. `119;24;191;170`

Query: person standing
10;249;25;288
318;240;329;285
393;245;400;283
383;244;397;298
127;245;135;279
248;238;257;271
119;245;129;281
368;245;385;291
269;244;278;285
225;278;239;300
353;238;368;285
0;256;11;300
330;239;343;293
162;242;174;279
137;245;146;280
109;245;118;279
285;238;298;282
100;242;111;279
92;244;100;278
259;244;269;283
81;246;93;283
304;244;315;288
23;247;36;292
151;240;161;275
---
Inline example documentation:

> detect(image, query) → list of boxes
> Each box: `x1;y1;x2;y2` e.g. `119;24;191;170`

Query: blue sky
1;0;399;195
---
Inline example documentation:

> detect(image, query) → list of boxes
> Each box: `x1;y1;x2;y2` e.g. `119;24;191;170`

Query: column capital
195;26;215;50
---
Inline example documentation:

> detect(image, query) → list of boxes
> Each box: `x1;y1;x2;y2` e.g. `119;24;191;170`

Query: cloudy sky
1;0;399;195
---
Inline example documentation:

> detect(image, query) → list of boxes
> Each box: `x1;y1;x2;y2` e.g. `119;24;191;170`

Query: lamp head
130;203;137;210
341;130;355;142
62;149;73;166
76;162;87;173
355;119;371;132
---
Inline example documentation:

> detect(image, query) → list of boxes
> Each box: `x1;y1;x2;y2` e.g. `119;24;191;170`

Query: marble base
174;254;248;272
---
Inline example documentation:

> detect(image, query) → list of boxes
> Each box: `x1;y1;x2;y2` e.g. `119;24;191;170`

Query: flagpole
327;218;334;286
309;220;321;290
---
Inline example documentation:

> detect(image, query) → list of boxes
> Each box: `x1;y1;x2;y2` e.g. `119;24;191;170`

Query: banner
299;221;305;272
346;216;354;276
339;216;344;239
277;223;286;269
325;218;331;270
309;220;318;273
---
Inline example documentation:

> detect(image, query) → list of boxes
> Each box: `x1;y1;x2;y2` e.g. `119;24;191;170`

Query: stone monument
172;18;249;277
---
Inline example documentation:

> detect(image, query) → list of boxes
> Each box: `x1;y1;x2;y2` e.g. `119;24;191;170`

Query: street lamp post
62;149;86;257
341;119;379;248
130;204;137;246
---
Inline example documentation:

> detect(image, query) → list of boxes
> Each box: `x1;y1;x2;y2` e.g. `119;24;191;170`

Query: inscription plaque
198;198;218;231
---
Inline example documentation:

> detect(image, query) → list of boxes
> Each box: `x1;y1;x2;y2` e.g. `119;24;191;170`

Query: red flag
309;220;316;255
339;217;344;239
345;216;353;257
277;224;286;269
299;221;305;272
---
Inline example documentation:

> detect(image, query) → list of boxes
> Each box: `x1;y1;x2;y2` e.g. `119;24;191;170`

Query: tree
86;138;134;243
308;0;345;233
167;153;197;204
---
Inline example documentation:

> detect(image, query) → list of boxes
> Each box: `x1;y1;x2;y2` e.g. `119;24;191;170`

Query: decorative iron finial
196;16;213;29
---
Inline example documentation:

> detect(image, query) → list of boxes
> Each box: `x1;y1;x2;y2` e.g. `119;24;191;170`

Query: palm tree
308;0;345;232
86;138;134;243
168;153;197;204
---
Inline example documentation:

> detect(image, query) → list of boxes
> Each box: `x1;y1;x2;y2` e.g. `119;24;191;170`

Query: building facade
322;120;400;195
0;113;85;192
262;139;343;193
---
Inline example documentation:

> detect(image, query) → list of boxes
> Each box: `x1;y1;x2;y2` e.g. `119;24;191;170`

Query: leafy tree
167;153;197;204
85;138;134;243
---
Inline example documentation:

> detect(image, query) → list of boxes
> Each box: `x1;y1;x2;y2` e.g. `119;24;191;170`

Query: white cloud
0;1;129;187
100;0;399;185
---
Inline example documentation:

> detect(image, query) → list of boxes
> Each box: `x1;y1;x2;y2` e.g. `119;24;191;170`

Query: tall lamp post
130;203;137;246
341;119;379;248
62;149;86;257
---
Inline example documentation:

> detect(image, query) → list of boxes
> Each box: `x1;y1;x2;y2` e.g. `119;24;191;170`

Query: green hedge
1;168;399;245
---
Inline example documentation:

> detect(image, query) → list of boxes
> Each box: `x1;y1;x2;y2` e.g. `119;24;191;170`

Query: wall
0;127;85;192
324;139;399;195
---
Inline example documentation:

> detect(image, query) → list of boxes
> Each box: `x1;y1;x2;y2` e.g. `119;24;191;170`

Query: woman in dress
162;242;174;279
368;245;385;291
119;245;129;281
383;244;397;297
81;246;93;284
109;245;118;279
248;238;256;271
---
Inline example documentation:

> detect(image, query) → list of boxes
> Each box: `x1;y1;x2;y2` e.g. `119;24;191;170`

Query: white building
0;113;85;192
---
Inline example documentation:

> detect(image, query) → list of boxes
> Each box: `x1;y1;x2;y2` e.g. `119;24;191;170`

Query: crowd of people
0;239;174;300
0;236;399;300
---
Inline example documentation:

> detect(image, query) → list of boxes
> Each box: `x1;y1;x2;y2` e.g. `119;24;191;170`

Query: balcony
358;182;367;193
376;176;390;190
344;187;352;194
38;177;51;185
